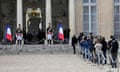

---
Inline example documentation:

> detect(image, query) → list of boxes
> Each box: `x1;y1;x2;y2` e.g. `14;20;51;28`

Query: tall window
114;0;120;39
83;0;97;34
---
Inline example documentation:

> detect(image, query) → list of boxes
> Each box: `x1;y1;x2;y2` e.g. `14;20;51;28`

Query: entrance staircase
0;44;80;55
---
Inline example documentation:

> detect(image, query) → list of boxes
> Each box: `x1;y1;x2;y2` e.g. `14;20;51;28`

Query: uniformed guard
16;24;24;54
47;23;53;44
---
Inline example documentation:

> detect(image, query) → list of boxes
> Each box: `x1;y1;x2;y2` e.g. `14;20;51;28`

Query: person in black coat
72;35;78;54
78;32;84;42
108;35;119;68
101;37;107;64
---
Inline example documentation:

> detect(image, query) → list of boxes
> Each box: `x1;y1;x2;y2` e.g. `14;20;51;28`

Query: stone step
0;44;80;55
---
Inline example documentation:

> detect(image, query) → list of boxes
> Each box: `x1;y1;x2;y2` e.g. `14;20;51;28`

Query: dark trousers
72;45;76;54
47;40;52;44
111;52;118;68
103;51;107;64
16;40;22;45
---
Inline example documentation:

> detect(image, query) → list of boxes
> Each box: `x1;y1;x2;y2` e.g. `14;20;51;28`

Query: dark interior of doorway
0;0;16;44
23;0;46;44
52;0;69;44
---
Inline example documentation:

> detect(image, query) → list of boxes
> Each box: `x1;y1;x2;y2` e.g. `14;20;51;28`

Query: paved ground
0;45;119;72
0;54;119;72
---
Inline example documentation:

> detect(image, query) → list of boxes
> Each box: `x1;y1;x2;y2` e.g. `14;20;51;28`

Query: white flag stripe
59;27;63;34
7;28;11;35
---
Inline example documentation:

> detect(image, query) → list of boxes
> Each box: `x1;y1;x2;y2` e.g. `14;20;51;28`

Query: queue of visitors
72;32;119;68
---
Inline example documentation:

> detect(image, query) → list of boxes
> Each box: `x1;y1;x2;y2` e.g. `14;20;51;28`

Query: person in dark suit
72;35;78;54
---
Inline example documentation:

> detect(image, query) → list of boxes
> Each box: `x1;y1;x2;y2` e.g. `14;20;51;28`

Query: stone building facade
0;0;120;43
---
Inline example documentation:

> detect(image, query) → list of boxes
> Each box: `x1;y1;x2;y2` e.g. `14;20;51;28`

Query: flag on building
58;23;64;41
5;24;12;42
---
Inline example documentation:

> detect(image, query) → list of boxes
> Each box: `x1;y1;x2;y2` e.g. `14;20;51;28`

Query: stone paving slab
0;54;119;72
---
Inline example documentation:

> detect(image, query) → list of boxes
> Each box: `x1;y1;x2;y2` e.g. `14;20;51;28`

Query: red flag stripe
6;33;12;41
58;33;64;40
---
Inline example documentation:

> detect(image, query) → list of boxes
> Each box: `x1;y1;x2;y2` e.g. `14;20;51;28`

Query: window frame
83;0;97;34
114;0;120;39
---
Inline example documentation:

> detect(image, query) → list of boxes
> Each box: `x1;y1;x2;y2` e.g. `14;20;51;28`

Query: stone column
17;0;23;29
69;0;75;44
45;0;52;44
46;0;52;28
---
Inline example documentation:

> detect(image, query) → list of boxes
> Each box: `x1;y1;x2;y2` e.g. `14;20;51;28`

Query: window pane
115;31;120;35
91;0;96;3
83;0;89;3
83;23;89;32
114;31;120;39
83;15;89;22
114;22;120;39
91;15;96;22
83;6;89;14
114;15;119;22
119;15;120;21
91;23;97;32
114;0;119;3
91;6;96;13
114;23;120;29
114;6;120;14
114;32;120;39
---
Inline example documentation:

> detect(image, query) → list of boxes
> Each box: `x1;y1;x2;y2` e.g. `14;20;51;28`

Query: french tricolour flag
58;23;64;41
5;24;12;42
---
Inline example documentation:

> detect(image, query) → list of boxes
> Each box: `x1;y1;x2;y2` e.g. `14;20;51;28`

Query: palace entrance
23;0;46;44
0;0;72;44
23;0;69;44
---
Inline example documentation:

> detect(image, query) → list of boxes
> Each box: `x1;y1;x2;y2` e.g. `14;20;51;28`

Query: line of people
72;32;119;68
